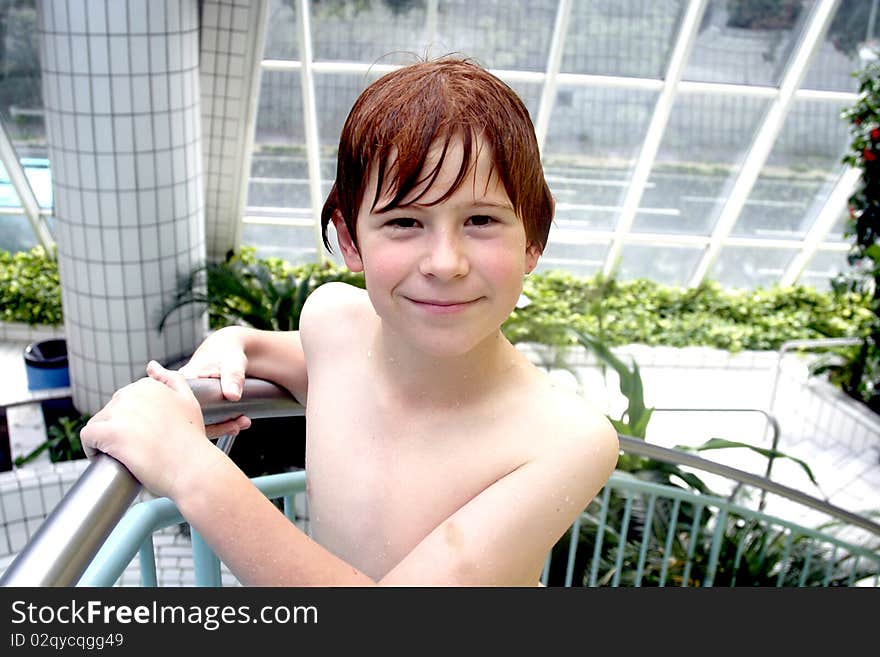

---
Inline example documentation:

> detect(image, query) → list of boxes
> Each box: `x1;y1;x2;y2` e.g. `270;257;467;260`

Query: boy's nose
419;232;470;279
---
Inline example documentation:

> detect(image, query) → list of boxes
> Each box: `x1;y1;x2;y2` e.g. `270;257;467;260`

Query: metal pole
0;116;55;256
0;378;303;587
602;0;708;277
295;0;326;263
689;0;842;287
534;0;573;153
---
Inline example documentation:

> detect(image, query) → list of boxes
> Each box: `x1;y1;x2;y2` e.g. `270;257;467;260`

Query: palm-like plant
544;330;866;586
159;248;364;332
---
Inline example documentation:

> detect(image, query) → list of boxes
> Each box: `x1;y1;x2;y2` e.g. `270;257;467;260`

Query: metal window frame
245;0;858;288
602;0;709;277
534;0;573;152
295;0;326;262
0;116;55;256
687;0;842;287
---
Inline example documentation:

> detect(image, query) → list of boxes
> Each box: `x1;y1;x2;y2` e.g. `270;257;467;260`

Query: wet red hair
320;58;553;252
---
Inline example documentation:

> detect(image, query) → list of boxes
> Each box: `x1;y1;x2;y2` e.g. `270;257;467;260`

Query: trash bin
23;339;70;391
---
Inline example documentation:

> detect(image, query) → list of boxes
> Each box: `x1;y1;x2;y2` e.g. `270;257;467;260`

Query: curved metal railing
0;378;303;587
0;377;877;586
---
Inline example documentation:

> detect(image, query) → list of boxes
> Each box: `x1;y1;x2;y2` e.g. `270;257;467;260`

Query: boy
81;58;619;586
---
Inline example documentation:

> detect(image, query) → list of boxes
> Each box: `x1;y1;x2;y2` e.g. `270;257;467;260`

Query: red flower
865;148;877;161
872;128;880;140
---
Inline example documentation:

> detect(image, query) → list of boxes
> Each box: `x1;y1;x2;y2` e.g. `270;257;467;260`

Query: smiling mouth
405;297;482;312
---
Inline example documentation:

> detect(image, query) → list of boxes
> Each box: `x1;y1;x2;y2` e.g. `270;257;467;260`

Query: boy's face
334;136;540;358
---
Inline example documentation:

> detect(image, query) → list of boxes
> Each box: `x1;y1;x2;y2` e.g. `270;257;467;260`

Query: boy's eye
468;215;496;227
385;218;419;229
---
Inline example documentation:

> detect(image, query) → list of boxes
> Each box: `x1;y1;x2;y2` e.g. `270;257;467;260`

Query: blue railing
2;378;878;587
75;468;880;588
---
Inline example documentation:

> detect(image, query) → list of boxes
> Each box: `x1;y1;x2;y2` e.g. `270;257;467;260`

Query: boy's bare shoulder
515;369;619;474
303;281;370;314
300;282;373;342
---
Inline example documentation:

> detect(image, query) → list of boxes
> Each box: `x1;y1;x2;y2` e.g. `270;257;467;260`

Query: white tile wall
40;0;206;414
200;0;269;261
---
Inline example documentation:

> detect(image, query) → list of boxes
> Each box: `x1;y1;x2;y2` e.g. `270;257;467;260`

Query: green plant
830;58;880;413
14;413;89;466
503;272;872;352
159;247;365;332
0;245;62;325
551;498;876;587
158;248;366;478
545;330;849;586
570;329;818;495
2;244;869;349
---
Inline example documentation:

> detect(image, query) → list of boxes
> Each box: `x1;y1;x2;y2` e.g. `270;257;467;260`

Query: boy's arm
83;364;617;586
380;411;619;585
179;326;308;406
180;281;353;411
177;405;619;587
80;364;376;586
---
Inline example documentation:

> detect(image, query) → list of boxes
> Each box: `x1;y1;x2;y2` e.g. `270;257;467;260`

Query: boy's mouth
404;297;482;313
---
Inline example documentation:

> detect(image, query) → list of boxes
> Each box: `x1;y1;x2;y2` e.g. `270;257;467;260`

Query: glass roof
2;0;877;291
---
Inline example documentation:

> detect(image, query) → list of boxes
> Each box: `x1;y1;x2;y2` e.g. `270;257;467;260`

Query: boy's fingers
219;358;246;401
176;364;199;379
205;421;237;439
79;421;109;458
178;362;219;379
146;360;192;396
205;415;251;439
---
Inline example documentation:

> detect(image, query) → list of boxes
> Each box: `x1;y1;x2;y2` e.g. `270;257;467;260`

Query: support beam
688;0;841;287
780;166;860;286
296;0;326;262
534;0;573;153
0;117;55;255
602;0;708;277
424;0;438;54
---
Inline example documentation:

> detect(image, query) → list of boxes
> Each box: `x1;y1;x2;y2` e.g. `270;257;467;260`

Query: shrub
0;246;62;325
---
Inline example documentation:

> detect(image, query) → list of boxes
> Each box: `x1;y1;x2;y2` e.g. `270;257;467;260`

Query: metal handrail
1;376;877;587
652;406;782;510
0;378;303;587
767;337;864;423
652;407;780;449
616;435;880;536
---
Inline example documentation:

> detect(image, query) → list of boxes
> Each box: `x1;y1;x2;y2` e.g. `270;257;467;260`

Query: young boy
81;58;619;586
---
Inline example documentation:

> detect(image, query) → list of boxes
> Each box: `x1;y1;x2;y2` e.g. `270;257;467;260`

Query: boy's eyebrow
471;201;515;212
395;200;515;212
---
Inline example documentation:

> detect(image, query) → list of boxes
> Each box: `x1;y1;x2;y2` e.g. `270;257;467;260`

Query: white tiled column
38;0;206;414
200;0;269;262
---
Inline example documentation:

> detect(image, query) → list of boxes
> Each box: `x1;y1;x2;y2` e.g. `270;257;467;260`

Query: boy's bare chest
302;383;529;578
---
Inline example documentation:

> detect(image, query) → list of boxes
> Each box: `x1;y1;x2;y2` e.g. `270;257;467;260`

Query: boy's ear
332;212;364;272
525;242;541;275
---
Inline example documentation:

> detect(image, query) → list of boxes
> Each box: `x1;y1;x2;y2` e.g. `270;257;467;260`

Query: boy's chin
405;329;503;360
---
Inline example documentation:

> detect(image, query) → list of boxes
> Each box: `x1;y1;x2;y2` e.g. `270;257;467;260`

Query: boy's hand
177;327;252;438
80;361;225;500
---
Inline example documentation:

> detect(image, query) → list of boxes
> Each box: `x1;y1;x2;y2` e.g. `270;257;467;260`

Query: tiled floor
1;339;878;585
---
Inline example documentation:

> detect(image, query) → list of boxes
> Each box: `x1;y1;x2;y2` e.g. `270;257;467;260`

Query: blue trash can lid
24;339;68;369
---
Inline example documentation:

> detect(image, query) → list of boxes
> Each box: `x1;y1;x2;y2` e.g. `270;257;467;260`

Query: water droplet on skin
367;350;372;359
